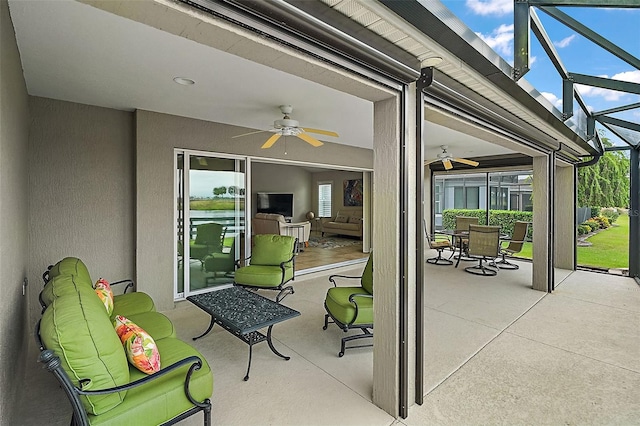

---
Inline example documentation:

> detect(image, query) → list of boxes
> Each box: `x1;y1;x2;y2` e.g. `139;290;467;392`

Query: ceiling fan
424;145;480;170
232;104;338;149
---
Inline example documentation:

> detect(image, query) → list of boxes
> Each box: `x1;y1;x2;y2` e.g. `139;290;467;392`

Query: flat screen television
256;193;294;218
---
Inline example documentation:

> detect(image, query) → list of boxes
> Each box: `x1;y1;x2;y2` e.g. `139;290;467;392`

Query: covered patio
18;258;639;424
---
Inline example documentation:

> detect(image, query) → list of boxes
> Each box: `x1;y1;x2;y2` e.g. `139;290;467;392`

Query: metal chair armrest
328;274;361;287
109;279;135;293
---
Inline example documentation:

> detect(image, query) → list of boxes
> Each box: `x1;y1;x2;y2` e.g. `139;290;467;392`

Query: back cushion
40;282;129;415
41;274;94;308
361;255;373;295
251;234;295;266
48;257;92;285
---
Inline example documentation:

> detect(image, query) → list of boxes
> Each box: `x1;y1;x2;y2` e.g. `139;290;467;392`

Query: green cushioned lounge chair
323;255;373;357
234;234;297;303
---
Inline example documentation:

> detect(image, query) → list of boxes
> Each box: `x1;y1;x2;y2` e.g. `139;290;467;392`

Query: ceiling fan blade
232;130;267;138
424;158;439;165
301;127;339;137
453;158;479;167
261;133;281;149
442;159;453;170
297;132;324;147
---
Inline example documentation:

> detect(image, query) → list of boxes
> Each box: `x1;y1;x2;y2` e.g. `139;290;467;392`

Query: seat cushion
112;292;156;317
325;286;373;326
123;311;176;341
40;280;129;415
41;274;95;309
235;265;293;287
88;338;213;426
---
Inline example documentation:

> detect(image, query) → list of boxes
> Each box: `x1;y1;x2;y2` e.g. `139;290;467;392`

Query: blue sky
440;0;640;146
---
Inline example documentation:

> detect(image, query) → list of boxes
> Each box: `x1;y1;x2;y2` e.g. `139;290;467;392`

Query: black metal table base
193;317;291;381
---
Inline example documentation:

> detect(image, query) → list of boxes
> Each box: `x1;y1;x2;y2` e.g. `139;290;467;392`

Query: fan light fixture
425;145;479;170
232;104;338;149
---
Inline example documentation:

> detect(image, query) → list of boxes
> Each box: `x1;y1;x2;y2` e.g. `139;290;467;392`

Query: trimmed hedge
442;209;533;239
600;208;620;224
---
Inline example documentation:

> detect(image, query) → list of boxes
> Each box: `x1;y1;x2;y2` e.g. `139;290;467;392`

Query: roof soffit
321;0;594;156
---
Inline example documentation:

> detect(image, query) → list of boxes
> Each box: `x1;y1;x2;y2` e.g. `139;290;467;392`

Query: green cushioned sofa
37;257;213;425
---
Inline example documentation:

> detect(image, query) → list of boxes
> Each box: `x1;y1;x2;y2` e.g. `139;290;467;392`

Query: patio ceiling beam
599;122;637;148
530;8;568;79
529;0;640;7
513;0;531;81
597;115;640;133
569;73;640;95
593;102;640;117
538;6;640;70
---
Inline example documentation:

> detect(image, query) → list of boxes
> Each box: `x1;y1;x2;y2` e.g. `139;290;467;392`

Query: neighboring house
2;0;632;423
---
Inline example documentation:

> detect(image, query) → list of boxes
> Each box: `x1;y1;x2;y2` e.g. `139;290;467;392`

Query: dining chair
454;216;479;259
424;220;453;265
496;221;529;270
464;225;501;276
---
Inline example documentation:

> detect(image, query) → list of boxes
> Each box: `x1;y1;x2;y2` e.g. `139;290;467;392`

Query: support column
532;154;554;292
629;148;639;279
554;164;575;270
372;85;417;418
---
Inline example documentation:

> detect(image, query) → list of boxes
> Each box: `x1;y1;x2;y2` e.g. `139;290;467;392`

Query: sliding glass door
176;151;246;298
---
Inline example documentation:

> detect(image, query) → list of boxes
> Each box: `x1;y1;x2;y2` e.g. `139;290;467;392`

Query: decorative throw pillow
94;278;114;316
335;215;348;223
348;216;361;223
114;315;161;374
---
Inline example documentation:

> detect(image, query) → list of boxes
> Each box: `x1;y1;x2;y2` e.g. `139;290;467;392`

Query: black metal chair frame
426;234;454;265
322;273;373;357
234;238;297;303
35;321;211;426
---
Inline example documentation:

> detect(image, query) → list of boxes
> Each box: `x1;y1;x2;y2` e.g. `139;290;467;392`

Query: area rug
308;235;362;249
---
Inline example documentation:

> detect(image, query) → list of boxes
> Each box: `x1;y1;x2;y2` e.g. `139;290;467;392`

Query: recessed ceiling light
173;77;195;85
423;57;444;67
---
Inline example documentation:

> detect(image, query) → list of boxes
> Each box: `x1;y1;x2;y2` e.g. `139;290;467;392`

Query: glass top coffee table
187;286;300;381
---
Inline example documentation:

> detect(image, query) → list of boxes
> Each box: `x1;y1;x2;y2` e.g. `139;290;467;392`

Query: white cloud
530;56;537;66
553;34;576;48
541;92;563;109
466;0;513;16
476;24;514;57
576;70;640;102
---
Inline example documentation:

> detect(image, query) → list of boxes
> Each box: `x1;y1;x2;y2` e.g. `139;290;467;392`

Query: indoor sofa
252;213;311;247
320;209;363;239
37;257;213;425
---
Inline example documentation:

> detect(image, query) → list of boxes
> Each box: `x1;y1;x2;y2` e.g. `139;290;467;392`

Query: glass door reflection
176;153;245;298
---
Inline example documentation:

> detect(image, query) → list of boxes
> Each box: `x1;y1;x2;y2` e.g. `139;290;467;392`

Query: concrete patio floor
18;254;639;425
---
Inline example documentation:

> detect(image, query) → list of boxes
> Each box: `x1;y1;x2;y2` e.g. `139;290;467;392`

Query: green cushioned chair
203;237;237;281
36;258;212;425
323;255;373;357
234;234;297;302
189;223;227;269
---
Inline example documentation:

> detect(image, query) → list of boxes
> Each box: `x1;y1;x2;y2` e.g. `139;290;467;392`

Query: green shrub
592;216;610;229
600;208;620;223
590;206;601;218
583;219;599;232
577;224;590;235
442;209;533;239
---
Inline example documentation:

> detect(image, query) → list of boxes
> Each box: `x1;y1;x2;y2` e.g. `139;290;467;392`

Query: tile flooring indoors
18;248;640;425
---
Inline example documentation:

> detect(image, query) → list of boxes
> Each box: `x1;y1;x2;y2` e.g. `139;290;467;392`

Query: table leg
266;325;290;360
244;345;253;381
193;316;215;341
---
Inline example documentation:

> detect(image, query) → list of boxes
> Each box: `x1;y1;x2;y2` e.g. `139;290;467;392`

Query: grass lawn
189;198;244;210
515;213;629;270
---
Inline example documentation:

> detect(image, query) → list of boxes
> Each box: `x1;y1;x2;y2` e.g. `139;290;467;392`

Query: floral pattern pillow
114;315;161;374
94;278;114;316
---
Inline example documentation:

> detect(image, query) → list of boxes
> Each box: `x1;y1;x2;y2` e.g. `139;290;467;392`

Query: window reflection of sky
189;170;245;198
